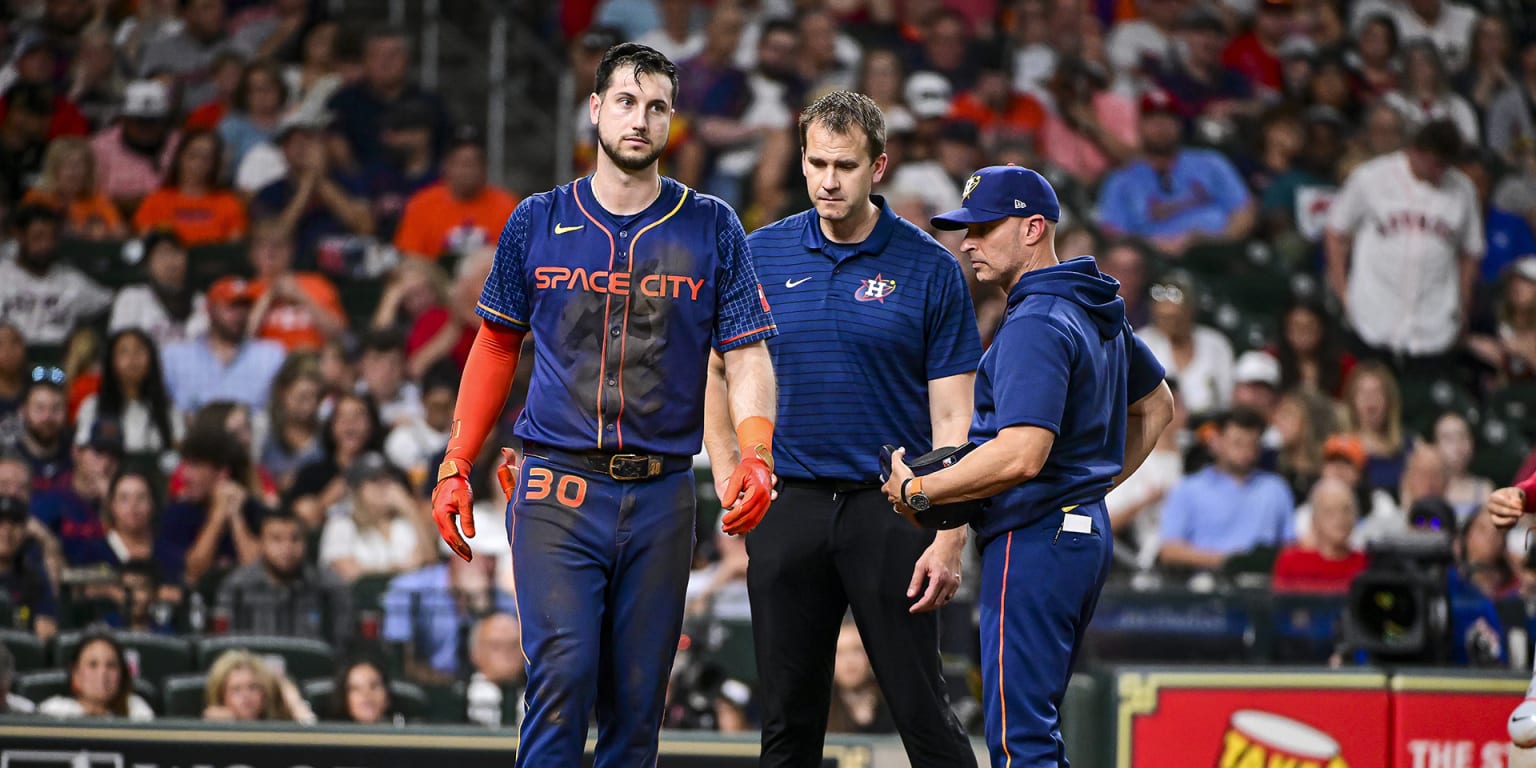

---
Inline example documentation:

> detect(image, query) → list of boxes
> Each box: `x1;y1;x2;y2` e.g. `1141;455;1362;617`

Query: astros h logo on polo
854;274;897;303
962;174;982;201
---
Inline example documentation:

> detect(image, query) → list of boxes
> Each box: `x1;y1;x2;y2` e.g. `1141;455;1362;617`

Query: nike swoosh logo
785;277;812;288
554;223;584;234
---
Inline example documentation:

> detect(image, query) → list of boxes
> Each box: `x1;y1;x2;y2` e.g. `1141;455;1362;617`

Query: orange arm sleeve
442;319;526;471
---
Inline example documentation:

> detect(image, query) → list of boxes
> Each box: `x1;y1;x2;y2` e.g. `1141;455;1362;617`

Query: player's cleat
1511;698;1536;747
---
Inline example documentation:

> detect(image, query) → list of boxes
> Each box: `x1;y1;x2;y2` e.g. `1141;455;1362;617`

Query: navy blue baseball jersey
748;197;981;482
969;255;1164;544
476;176;776;456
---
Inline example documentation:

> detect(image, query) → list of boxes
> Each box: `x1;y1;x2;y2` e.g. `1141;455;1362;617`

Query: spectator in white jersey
1325;119;1482;369
0;205;112;350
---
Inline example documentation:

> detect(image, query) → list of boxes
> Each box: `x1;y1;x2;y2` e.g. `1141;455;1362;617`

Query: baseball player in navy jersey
705;91;980;767
881;166;1173;767
429;43;779;768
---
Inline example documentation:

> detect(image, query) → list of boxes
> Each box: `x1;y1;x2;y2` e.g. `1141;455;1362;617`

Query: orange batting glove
496;447;518;501
721;416;776;535
431;458;475;562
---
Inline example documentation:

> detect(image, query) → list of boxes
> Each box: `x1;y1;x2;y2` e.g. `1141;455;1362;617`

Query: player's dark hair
1411;119;1463;161
421;360;460;396
5;81;52;116
798;90;887;162
10;203;63;233
259;508;301;533
593;42;678;102
119;558;161;589
360;327;405;356
365;24;410;46
330;656;395;722
760;17;798;40
1220;407;1268;434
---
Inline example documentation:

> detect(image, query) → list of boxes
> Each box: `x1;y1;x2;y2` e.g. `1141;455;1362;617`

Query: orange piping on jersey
614;186;691;449
999;531;1013;768
572;179;616;449
718;325;777;346
476;302;530;329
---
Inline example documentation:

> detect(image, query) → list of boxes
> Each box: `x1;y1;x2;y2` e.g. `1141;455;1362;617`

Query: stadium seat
1181;241;1248;277
1264;592;1347;663
160;673;209;718
1489;381;1536;442
422;680;469;724
351;573;395;614
1084;589;1254;663
186;242;251;291
338;278;385;331
197;635;336;682
0;629;46;672
13;668;158;709
300;677;429;722
56;238;138;288
1399;378;1477;438
52;631;194;688
0;593;12;629
1472;419;1532;485
697;616;757;687
14;669;68;703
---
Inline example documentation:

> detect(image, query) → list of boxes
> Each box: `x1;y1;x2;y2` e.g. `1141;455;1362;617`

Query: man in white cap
1231;349;1282;423
90;79;179;209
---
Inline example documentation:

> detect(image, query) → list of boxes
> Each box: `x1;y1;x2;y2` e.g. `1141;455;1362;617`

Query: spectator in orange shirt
22;136;127;240
392;129;518;262
245;219;346;352
947;50;1046;150
132;129;248;246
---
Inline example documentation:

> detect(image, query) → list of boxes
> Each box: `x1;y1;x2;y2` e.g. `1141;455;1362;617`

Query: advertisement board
1113;669;1391;767
0;722;869;768
1391;673;1526;768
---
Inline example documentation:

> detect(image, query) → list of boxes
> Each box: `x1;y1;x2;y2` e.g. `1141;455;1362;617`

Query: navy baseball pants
979;502;1112;768
506;453;696;767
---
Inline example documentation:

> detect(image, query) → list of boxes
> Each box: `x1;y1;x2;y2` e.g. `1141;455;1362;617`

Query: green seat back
197;635;336;682
0;629;46;672
161;672;209;718
54;631;194;688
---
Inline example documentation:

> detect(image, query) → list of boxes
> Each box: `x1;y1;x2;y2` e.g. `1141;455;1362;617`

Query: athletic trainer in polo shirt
742;189;981;765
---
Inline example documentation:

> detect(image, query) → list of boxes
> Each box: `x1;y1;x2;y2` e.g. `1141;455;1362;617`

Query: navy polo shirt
749;197;982;482
970;256;1165;544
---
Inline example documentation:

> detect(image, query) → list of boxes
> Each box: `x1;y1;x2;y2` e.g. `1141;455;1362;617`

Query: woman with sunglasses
1136;275;1235;418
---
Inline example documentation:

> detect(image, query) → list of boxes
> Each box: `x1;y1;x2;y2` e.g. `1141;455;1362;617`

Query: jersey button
619;231;628;238
607;378;616;386
605;424;616;432
610;328;620;337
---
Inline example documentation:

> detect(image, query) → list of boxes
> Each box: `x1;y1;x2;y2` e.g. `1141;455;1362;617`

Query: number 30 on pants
524;467;588;509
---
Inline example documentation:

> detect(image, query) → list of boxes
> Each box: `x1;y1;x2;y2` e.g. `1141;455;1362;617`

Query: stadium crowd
0;0;1534;735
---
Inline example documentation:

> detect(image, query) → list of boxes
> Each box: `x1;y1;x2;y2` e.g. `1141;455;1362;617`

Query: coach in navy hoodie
882;165;1173;768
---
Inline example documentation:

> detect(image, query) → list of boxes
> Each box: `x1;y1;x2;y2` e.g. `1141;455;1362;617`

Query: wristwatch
902;477;932;512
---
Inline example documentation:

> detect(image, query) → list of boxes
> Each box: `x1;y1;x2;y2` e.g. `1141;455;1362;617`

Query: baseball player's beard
600;133;665;172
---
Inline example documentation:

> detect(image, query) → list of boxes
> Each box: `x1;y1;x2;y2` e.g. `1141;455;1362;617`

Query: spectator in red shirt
0;33;90;139
1222;0;1295;96
1272;477;1367;592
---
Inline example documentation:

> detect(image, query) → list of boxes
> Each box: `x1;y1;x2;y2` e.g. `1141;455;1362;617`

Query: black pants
746;481;977;768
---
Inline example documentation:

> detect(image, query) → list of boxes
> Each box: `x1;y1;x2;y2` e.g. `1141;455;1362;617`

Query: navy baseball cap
931;165;1060;230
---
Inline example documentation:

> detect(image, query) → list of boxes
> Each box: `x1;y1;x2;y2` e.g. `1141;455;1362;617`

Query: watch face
910;494;932;512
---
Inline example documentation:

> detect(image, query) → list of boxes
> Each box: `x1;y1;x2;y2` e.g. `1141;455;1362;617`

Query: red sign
1391;675;1525;768
1115;670;1390;768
